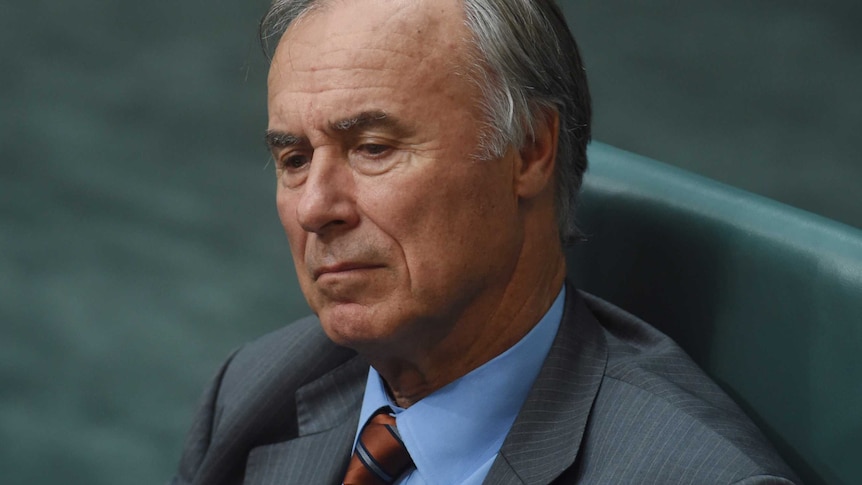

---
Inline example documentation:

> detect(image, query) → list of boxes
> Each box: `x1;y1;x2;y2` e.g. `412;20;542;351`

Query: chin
316;303;397;350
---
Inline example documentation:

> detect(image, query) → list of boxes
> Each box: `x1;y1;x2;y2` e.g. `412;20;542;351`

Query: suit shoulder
580;291;751;416
584;376;797;482
578;291;799;483
218;314;357;399
233;314;331;367
172;316;363;483
208;315;359;445
210;315;359;445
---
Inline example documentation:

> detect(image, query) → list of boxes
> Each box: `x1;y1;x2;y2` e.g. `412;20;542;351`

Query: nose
294;150;359;235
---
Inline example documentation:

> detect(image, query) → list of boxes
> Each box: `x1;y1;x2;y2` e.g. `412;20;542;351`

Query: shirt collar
355;286;566;485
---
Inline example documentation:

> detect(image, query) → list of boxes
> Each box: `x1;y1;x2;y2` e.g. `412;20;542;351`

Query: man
170;0;800;483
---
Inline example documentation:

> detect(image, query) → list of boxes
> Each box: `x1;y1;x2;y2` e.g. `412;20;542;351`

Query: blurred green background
1;1;860;484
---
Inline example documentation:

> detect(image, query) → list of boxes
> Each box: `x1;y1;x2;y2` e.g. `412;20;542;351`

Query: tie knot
343;407;414;485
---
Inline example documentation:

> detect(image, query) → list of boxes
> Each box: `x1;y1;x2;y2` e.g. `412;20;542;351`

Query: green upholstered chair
566;142;862;485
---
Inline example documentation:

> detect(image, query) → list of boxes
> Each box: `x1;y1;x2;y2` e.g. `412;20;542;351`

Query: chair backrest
567;142;862;485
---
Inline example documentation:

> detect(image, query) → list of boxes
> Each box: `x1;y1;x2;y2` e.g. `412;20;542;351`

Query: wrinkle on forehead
269;0;468;80
266;0;480;140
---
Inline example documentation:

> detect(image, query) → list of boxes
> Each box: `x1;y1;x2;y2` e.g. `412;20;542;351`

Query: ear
514;108;559;200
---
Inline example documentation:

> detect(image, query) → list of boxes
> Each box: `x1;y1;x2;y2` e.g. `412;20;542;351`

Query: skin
267;0;566;407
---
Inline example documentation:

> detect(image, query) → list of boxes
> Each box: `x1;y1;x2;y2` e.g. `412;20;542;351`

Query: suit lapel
243;355;368;485
484;287;608;485
239;285;606;485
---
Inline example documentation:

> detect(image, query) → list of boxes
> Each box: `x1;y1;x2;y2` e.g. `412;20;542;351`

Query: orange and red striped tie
343;407;414;485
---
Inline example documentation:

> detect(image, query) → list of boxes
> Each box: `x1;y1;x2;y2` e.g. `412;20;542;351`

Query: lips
312;262;383;280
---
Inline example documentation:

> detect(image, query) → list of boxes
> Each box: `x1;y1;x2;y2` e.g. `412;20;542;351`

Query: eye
276;152;311;188
356;143;391;158
281;154;310;170
350;142;400;175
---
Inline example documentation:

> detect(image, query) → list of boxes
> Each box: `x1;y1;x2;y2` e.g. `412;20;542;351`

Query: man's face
267;0;525;355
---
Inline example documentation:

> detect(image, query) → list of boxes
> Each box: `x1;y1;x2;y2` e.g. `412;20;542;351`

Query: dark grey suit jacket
169;287;800;484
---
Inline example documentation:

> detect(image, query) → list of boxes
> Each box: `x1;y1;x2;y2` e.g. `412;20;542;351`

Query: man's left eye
357;144;390;157
350;143;400;175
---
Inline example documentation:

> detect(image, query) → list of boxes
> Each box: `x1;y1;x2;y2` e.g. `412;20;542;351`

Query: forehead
267;0;473;108
283;0;464;56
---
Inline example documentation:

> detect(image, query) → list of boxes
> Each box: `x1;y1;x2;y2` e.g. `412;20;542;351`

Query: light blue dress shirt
350;287;565;485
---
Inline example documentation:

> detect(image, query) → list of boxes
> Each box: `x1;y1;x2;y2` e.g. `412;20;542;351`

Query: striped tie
343;407;414;485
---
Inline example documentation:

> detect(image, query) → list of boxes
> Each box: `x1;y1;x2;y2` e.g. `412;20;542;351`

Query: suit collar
243;355;368;485
241;284;607;485
484;286;608;485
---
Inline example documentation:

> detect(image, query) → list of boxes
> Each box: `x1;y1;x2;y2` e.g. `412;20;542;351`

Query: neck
366;239;566;408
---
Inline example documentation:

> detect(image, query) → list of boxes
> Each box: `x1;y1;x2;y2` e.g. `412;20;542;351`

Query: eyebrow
264;131;305;151
329;110;395;133
265;110;416;151
329;110;417;141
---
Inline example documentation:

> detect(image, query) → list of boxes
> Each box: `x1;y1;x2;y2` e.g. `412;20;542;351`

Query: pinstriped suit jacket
169;286;800;484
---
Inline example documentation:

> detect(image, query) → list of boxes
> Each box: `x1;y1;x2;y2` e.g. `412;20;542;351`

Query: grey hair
260;0;591;243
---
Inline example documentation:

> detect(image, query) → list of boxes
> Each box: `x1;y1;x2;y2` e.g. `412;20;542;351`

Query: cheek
368;173;501;272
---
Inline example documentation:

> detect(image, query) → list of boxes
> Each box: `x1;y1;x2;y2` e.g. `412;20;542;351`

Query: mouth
312;263;384;281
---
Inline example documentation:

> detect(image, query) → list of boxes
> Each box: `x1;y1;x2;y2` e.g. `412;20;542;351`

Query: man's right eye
280;154;310;170
276;153;311;188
